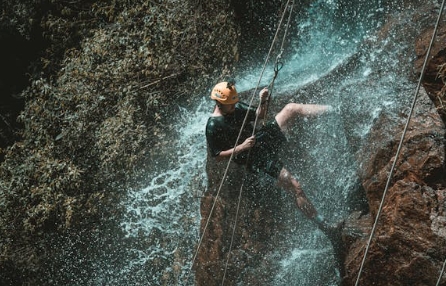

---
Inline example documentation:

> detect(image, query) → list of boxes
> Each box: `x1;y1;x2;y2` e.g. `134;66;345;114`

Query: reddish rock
343;88;446;285
194;157;299;285
415;24;446;94
195;5;446;286
415;20;446;122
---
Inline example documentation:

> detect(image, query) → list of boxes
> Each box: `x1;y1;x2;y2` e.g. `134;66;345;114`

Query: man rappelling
205;81;341;237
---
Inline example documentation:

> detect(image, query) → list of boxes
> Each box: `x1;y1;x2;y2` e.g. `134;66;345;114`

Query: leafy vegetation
0;0;240;282
1;0;443;283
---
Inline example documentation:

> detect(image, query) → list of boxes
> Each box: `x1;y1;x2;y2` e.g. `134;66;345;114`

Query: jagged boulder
340;11;446;285
342;87;446;285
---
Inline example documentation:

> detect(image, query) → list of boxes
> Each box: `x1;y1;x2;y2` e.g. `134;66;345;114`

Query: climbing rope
183;1;295;285
221;1;294;284
260;10;289;125
253;0;293;127
354;1;446;285
436;255;446;286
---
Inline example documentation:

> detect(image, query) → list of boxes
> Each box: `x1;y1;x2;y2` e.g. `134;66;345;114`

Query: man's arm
215;136;256;161
256;88;269;119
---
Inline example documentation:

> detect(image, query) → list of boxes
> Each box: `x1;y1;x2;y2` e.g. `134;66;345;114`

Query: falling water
118;99;211;285
117;0;428;285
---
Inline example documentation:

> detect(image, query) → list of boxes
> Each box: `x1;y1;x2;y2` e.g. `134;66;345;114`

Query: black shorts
247;119;286;179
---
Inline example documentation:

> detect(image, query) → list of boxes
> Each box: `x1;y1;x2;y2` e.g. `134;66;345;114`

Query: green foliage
0;0;240;281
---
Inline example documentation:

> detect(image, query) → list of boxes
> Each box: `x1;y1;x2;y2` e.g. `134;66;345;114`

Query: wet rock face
415;19;446;123
195;3;446;285
195;157;299;285
197;88;446;286
415;25;446;94
359;89;445;216
343;88;446;285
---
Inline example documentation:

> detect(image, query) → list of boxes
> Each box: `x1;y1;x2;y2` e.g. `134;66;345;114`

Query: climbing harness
354;1;446;285
184;1;295;285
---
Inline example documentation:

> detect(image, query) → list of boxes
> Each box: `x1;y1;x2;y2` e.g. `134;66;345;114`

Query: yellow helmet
210;82;239;105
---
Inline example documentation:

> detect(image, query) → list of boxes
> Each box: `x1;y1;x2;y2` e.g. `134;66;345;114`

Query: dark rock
343;87;446;285
195;155;298;285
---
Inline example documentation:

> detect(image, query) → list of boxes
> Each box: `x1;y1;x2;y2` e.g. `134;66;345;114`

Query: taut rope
221;1;295;284
436;255;446;286
183;1;295;285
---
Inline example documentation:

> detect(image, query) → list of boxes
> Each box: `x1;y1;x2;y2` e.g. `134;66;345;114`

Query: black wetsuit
205;102;287;179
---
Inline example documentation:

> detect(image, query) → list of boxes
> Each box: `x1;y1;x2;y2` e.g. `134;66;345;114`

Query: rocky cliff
196;3;446;286
0;0;444;285
343;86;446;285
342;11;446;286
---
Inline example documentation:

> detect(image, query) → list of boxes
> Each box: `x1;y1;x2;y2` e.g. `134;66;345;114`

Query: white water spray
117;0;417;284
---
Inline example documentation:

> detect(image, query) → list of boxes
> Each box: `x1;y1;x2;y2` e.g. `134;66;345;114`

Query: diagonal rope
220;1;295;284
436;256;446;286
184;1;294;285
354;1;446;285
220;171;248;285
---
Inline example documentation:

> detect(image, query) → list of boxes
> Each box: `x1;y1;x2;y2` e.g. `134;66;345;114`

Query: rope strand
184;1;294;284
256;0;294;126
220;174;248;285
436;255;446;286
354;1;446;284
220;1;294;284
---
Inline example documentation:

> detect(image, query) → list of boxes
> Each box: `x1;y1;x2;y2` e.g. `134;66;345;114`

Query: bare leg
277;168;344;238
277;168;345;261
277;168;317;219
275;103;330;131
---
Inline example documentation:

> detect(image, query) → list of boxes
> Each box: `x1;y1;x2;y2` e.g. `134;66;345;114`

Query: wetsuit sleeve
206;118;224;157
205;102;256;159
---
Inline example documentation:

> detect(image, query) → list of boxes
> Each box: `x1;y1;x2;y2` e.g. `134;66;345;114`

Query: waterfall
117;0;423;285
118;100;211;285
